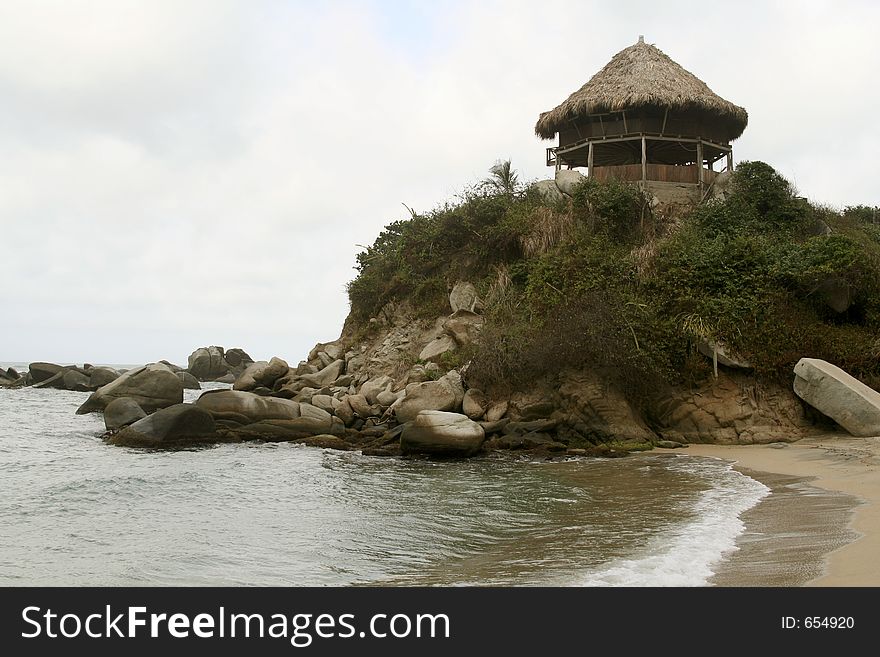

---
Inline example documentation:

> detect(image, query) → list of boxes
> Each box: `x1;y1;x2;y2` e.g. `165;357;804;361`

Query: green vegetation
347;160;880;399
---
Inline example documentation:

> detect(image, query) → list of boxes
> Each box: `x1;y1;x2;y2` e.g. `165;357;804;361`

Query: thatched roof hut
536;37;748;199
535;37;747;142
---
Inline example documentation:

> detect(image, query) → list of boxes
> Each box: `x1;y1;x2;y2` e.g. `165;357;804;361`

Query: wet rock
103;397;147;431
400;411;485;457
77;363;183;414
109;404;216;447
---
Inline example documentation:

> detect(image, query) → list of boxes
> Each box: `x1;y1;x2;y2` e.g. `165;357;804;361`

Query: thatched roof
535;38;748;141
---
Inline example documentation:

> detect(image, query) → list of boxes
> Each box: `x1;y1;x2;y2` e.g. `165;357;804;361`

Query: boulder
310;394;336;414
187;346;227;381
793;358;880;436
360;375;393;405
28;362;64;384
233;360;268;391
394;379;458;423
109;404;216;447
449;281;481;313
400;411;485;456
88;367;120;389
32;371;66;389
299;403;332;422
62;369;91;392
532;179;565;205
335;398;356;426
555;169;586;196
76;363;183;414
103;397;147;431
292;435;351;450
418;335;457;363
348;393;379;418
176;371;201;390
816;277;852;313
158;360;185;373
299;359;345;388
376;389;402;407
214;373;236;384
462;389;489;420
232;417;344;441
442;310;484;346
195;389;300;422
224;348;253;368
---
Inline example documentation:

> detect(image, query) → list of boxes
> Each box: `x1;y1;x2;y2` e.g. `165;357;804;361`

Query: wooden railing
591;163;717;184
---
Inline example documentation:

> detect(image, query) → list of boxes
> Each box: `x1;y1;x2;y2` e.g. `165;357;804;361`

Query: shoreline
662;435;880;586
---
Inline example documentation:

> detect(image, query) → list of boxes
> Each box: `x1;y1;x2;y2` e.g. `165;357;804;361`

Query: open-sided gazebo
536;37;748;198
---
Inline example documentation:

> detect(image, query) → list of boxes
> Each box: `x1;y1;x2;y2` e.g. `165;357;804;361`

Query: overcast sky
2;0;878;366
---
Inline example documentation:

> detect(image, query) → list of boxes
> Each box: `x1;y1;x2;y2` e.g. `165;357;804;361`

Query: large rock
109;404;216;447
532;179;565;205
449;281;480;313
793;358;880;437
103;397;147;431
442;310;484;346
299;359;344;388
88;367;120;389
359;375;393;405
394;379;458;423
462;389;489;420
28;362;64;384
224;348;253;368
176;371;201;390
76;363;183;414
195;389;301;422
555;169;586;195
418;335;457;363
231;417;345;441
401;411;485;456
187;346;227;381
62;369;91;392
233;357;288;391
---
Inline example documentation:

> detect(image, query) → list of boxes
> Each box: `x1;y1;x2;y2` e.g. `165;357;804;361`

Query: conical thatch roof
535;38;748;141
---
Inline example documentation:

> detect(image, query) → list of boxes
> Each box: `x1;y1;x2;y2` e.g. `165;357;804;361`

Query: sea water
0;378;773;586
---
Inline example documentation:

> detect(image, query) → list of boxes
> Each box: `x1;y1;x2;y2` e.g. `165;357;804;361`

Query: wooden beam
726;151;733;172
661;108;668;135
622;110;628;134
641;136;647;182
697;140;704;189
587;142;594;178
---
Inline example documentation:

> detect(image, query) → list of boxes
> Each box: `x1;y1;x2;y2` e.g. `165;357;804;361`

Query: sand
662;435;880;586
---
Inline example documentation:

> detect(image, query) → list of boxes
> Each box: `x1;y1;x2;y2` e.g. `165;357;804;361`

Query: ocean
0;369;854;586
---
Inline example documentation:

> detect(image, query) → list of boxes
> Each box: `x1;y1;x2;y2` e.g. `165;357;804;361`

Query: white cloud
1;0;877;364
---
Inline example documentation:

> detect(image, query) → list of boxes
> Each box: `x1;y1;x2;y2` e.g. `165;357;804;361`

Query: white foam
577;457;769;586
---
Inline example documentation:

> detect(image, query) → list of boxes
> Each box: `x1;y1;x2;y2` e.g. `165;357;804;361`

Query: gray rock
234;360;268;391
214;373;236;384
394;379;458;423
224;348;253;368
442;310;484;346
28;362;64;384
299;403;332;422
88;367;120;389
532;179;565;204
195;389;301;422
793;358;880;436
418;335;457;363
401;411;485;456
299;359;345;388
335;398;356;426
816;277;852;313
360;375;393;405
440;370;465;410
462;389;489;420
233;416;345;441
376;389;402;407
103;397;147;431
310;394;336;414
555;169;586;195
176;371;201;390
32;371;66;389
348;393;378;418
76;363;183;414
62;369;91;392
109;403;216;447
187;346;227;381
655;440;687;449
449;281;481;313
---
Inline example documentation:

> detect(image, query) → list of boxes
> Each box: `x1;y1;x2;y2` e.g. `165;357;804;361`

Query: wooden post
697;140;704;189
587;142;594;178
726;150;733;172
641;136;647;182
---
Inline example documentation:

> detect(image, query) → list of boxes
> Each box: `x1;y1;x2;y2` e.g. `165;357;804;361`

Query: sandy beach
663;435;880;586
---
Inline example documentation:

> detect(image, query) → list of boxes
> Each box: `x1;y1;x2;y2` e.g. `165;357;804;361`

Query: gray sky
2;0;878;365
